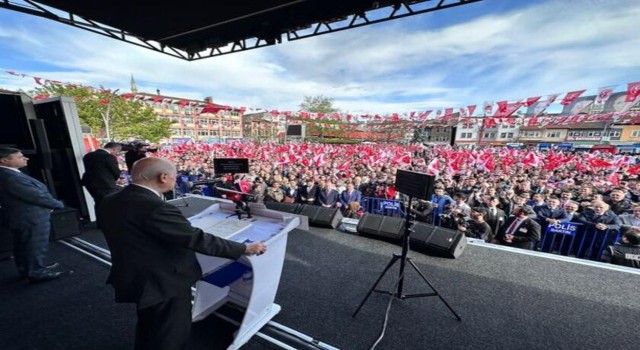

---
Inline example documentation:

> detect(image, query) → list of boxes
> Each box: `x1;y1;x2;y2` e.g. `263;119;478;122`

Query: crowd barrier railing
429;216;621;262
539;222;621;261
360;197;406;217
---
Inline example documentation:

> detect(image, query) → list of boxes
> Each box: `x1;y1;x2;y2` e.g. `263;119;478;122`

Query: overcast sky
0;0;638;114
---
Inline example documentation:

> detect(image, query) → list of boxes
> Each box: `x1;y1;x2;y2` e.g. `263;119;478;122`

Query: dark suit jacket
339;189;362;208
485;207;507;236
81;149;121;190
0;167;63;229
497;216;541;249
97;185;246;309
318;189;339;207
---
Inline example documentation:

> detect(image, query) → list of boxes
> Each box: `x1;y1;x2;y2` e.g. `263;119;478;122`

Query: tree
412;126;426;143
31;82;170;142
299;95;339;113
298;95;340;139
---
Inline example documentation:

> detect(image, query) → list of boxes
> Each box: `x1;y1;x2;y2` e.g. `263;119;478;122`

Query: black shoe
28;271;63;283
44;262;59;270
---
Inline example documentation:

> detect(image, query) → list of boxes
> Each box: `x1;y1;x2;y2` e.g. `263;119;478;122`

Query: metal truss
0;0;482;61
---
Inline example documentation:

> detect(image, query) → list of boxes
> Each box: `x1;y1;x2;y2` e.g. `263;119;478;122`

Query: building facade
132;93;244;143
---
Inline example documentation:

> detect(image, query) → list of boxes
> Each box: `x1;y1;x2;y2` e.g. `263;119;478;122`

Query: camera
120;141;158;153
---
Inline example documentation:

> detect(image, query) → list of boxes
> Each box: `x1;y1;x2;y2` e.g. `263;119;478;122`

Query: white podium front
185;199;299;350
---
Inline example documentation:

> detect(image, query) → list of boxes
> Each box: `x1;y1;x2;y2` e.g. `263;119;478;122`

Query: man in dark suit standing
81;142;122;207
98;157;267;350
495;205;541;250
318;182;340;208
338;182;362;211
483;196;507;236
0;148;64;282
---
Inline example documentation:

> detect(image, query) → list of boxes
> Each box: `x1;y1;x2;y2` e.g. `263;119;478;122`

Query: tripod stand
352;196;461;347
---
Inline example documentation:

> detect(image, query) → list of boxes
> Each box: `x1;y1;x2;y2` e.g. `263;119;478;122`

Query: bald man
98;157;266;350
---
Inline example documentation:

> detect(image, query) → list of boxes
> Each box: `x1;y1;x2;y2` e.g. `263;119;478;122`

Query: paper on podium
188;204;253;239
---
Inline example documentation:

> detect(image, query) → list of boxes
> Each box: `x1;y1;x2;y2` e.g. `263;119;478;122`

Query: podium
176;196;299;350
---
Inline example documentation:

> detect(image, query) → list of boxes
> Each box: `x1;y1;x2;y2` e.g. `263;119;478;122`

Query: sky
0;0;638;114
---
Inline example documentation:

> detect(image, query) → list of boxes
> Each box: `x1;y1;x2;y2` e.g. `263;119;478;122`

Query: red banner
560;90;586;105
625;81;640;103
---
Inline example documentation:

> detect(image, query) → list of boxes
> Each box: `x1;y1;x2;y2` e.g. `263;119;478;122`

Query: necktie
506;218;521;235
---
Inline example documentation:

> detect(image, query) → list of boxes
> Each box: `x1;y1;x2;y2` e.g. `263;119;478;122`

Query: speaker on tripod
353;169;461;348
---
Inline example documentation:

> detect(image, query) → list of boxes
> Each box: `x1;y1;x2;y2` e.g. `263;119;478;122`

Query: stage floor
1;226;638;350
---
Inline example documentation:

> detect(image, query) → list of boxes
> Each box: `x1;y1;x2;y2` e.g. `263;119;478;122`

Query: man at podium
98;157;267;350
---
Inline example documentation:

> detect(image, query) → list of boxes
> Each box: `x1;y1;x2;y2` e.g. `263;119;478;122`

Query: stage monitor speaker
298;205;342;229
411;222;467;259
0;211;12;255
357;213;405;241
0;92;37;150
28;119;53;170
264;202;301;214
34;98;90;221
286;124;305;137
50;208;82;241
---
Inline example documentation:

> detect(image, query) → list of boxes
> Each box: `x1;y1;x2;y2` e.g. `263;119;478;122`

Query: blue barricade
360;197;405;217
540;222;621;261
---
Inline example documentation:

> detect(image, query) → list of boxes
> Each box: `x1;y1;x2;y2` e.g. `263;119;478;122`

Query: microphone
173;195;190;207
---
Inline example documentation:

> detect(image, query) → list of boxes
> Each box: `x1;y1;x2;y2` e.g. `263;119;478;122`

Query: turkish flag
560;90;586;105
595;86;615;105
608;171;620;186
483;101;493;115
443;108;454;120
625;81;640;103
426;158;440;176
493;101;507;117
524;96;541;107
467;105;477;116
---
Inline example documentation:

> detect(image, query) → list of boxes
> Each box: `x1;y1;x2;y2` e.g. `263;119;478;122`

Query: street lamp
101;88;120;140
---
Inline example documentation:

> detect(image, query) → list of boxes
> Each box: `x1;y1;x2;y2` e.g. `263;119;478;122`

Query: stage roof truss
1;0;482;61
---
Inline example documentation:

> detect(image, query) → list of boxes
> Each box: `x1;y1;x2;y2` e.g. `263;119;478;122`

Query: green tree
31;82;170;142
299;95;339;113
299;95;340;139
412;126;426;143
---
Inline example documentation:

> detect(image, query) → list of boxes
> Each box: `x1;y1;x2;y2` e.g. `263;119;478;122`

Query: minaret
130;74;138;93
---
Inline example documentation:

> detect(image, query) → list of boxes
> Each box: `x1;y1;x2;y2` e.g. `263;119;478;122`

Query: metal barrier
539;222;621;261
360;197;406;217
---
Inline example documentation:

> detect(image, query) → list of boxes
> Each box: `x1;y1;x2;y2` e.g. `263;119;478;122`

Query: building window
198;130;209;136
183;129;194;136
523;131;540;137
587;131;595;137
632;130;640;137
609;130;621;137
546;131;561;138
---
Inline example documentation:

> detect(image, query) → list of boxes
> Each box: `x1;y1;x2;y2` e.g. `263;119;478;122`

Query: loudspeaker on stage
411;222;467;259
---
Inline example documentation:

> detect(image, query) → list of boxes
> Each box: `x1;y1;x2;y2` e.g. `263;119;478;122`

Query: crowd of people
144;140;640;267
2;139;639;349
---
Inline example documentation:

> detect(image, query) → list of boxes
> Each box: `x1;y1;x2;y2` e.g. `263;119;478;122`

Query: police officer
601;228;640;268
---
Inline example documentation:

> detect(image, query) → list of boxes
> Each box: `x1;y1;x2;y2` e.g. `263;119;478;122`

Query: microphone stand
215;186;253;220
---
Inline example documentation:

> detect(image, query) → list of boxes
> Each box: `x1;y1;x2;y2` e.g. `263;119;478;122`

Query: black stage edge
1;226;639;350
